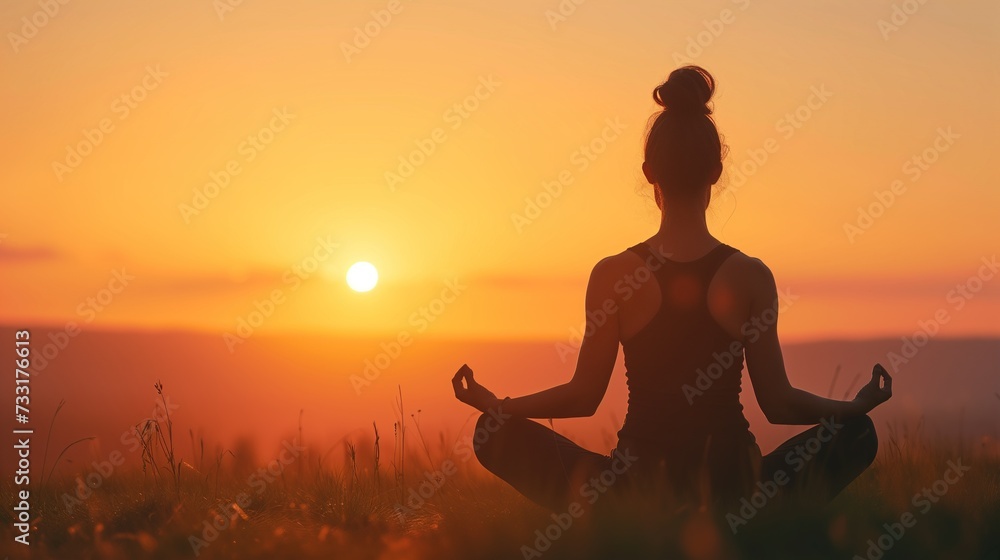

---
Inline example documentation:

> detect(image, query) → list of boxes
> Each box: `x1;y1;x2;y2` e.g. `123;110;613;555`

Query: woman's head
643;66;727;209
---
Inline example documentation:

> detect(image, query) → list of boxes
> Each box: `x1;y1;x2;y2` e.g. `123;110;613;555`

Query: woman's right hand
851;363;892;414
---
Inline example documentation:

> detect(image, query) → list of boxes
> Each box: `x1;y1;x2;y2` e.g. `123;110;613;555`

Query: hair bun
653;65;715;116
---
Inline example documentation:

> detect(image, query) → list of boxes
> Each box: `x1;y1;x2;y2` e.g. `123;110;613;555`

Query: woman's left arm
489;258;621;418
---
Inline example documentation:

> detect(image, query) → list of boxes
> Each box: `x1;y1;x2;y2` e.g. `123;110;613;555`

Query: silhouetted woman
451;65;892;518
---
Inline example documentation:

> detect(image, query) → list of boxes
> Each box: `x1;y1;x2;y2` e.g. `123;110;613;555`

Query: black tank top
616;240;759;503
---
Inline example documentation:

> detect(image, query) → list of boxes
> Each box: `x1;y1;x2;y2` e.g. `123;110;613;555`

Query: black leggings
473;412;878;515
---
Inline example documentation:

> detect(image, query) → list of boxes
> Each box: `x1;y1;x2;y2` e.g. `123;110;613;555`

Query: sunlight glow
346;262;378;292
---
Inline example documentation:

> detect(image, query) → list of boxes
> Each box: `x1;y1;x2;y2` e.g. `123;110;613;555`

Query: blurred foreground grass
2;391;999;560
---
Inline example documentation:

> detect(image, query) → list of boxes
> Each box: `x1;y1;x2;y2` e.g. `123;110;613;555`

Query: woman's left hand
452;364;500;412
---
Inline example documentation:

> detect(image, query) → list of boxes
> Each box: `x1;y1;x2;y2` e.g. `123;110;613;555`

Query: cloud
792;276;999;299
468;272;583;292
0;243;61;263
145;269;289;296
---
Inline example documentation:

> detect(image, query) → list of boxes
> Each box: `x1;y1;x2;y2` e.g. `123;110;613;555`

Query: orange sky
2;0;998;343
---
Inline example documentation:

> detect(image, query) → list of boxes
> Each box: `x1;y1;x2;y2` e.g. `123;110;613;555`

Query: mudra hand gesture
452;364;501;412
851;363;893;414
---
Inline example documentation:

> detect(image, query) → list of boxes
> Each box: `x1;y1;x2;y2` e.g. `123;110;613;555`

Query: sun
346;261;378;292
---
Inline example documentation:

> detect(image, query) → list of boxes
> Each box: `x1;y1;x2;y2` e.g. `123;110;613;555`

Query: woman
451;66;892;517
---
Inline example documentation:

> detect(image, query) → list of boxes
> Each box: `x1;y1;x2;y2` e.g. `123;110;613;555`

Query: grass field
2;389;999;560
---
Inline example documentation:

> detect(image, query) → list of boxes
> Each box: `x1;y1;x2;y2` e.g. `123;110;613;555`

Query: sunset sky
2;0;998;345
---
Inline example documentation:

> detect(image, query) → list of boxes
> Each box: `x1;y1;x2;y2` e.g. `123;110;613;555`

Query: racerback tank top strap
628;241;738;319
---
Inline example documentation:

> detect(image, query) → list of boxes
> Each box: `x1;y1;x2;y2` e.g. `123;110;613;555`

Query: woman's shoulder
717;248;778;294
594;244;652;274
721;246;769;271
583;247;653;295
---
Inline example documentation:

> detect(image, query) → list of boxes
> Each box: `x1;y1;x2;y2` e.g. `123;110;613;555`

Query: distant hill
2;326;997;475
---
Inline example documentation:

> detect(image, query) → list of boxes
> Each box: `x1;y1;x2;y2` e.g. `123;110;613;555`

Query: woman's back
611;237;761;505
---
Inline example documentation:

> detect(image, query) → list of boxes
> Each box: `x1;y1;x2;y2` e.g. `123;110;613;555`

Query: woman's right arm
742;259;891;425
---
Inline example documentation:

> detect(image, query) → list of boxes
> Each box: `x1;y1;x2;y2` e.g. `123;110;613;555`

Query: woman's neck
649;198;716;257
